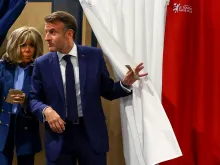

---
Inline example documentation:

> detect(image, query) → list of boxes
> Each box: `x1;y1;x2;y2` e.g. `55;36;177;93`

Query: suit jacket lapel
77;46;87;105
49;52;65;101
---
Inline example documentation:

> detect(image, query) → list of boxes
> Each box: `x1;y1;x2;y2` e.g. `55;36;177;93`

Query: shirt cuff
42;106;50;122
120;81;132;93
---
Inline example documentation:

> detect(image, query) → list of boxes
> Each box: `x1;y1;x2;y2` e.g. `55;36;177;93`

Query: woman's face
20;40;35;64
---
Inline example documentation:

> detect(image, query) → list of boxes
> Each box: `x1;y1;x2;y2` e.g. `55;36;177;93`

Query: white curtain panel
79;0;182;164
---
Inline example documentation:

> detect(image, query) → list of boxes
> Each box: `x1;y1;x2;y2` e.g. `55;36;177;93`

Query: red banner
162;0;220;165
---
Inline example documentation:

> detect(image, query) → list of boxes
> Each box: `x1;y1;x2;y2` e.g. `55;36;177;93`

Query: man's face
44;21;68;53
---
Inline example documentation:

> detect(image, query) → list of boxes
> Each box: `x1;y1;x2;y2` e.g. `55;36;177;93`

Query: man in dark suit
30;11;147;165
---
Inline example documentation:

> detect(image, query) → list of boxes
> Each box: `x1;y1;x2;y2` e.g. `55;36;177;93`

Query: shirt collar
17;63;31;70
57;43;77;62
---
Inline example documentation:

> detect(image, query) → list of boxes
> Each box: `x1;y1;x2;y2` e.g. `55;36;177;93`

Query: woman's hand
10;93;26;104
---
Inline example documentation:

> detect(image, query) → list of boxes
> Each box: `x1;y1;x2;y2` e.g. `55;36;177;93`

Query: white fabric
57;44;83;117
79;0;182;164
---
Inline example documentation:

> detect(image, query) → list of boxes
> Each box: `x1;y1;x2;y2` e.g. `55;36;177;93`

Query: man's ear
67;29;74;39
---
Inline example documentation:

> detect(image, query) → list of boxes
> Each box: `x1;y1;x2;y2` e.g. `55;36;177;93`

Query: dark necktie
63;55;78;121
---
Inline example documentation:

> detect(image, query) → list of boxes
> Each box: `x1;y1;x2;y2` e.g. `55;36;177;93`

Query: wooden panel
82;13;92;46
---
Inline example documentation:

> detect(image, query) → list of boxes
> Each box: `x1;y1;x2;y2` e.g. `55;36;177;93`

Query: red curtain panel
162;0;220;165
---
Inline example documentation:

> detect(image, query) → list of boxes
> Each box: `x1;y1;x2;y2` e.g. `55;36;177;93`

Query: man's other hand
44;107;66;133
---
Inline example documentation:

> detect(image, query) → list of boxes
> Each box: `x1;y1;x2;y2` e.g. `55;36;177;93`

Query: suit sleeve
99;50;132;100
30;59;48;122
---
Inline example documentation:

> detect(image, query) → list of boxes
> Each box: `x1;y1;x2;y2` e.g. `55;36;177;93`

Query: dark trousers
0;115;35;165
47;119;106;165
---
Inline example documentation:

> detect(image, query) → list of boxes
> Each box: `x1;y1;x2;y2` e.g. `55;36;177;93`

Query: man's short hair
44;11;78;40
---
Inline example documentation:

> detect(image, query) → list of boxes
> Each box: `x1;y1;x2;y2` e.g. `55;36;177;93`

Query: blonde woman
0;26;43;165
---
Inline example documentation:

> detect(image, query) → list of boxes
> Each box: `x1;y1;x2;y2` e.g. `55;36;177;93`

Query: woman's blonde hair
2;26;43;64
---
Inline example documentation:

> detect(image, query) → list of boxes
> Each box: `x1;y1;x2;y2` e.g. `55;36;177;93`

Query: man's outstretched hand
121;63;148;86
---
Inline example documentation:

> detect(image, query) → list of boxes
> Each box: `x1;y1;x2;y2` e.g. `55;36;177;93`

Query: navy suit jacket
30;45;131;161
0;61;41;155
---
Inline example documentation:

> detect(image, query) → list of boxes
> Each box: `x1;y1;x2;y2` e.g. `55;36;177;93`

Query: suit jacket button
8;112;11;114
1;109;4;112
24;127;28;130
6;124;9;126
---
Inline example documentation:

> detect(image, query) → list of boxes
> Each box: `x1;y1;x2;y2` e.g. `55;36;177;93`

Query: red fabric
162;0;220;165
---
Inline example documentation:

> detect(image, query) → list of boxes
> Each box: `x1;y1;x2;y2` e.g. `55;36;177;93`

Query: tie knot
63;55;71;63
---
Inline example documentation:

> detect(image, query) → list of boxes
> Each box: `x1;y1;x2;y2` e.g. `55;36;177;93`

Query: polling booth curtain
79;0;182;165
162;0;220;165
0;0;27;46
